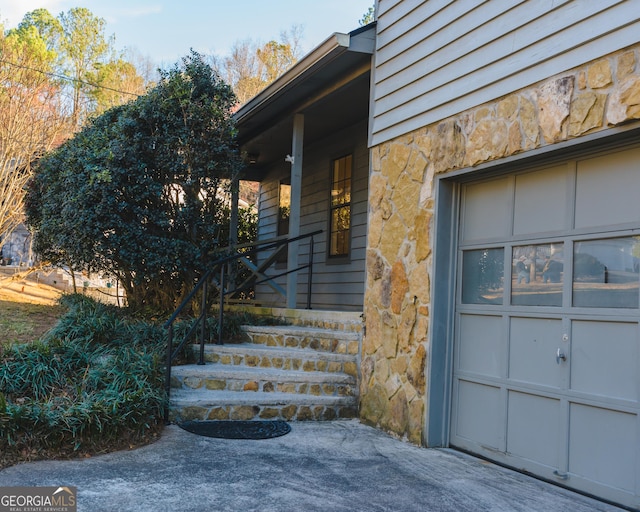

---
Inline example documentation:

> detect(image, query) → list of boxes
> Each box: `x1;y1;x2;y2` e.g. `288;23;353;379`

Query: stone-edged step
196;343;358;376
169;389;357;423
169;322;362;423
240;325;361;356
170;363;356;397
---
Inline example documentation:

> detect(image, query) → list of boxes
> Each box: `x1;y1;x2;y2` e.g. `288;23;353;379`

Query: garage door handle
556;348;567;364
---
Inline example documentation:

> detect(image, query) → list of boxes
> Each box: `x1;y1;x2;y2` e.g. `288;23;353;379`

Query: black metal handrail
163;229;322;421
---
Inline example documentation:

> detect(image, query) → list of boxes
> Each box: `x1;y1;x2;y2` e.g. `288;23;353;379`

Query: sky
0;0;374;65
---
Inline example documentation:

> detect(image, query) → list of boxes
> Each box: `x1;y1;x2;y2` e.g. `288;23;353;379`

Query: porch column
287;113;303;308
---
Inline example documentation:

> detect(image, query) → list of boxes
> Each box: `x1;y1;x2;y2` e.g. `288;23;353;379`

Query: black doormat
178;420;291;440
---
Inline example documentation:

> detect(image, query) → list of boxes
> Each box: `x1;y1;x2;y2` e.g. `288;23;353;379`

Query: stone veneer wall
361;44;640;445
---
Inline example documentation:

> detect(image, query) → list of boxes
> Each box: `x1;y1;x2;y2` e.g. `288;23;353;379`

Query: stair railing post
198;278;208;365
164;322;174;423
306;234;315;309
218;264;225;345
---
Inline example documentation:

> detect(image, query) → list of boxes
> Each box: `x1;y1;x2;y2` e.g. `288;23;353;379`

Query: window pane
462;248;504;304
332;179;351;206
330;230;349;256
330;207;350;257
511;243;564;306
335;206;350;230
278;182;291;238
573;237;640;308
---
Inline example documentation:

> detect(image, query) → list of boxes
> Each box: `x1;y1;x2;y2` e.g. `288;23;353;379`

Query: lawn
0;301;63;345
0;270;64;346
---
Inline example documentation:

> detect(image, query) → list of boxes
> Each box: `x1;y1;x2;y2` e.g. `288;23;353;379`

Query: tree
57;7;114;127
89;58;146;114
360;6;376;26
257;40;297;83
26;51;242;313
215;26;303;105
16;8;61;52
124;47;159;87
18;7;145;126
0;24;68;254
1;8;147;256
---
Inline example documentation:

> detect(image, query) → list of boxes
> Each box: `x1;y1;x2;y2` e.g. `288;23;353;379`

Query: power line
0;58;143;98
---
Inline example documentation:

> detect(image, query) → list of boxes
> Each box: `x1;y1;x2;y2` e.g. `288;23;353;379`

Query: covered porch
230;24;375;312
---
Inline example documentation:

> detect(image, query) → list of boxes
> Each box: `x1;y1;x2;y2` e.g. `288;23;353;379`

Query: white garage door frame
426;124;640;509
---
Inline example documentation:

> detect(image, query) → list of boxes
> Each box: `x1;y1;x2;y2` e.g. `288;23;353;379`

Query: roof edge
234;24;376;123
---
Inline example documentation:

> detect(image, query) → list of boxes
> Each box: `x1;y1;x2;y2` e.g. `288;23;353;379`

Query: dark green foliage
0;294;166;454
0;294;283;458
26;51;242;313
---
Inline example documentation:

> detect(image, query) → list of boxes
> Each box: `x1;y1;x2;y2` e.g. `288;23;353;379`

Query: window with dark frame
329;155;352;257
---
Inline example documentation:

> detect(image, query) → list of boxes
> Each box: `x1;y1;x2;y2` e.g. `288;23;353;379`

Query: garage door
450;145;640;509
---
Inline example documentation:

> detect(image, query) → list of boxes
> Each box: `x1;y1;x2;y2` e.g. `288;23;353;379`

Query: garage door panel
458;314;503;377
575;146;640;229
509;317;563;388
571;320;638;401
569;403;636;492
507;391;561;467
513;164;571;235
461;177;511;241
455;381;502;449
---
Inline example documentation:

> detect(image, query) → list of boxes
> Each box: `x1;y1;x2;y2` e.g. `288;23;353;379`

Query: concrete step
194;343;358;376
168;389;358;423
171;363;356;396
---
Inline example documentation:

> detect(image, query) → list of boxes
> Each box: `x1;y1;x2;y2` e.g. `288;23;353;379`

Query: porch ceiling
238;72;370;181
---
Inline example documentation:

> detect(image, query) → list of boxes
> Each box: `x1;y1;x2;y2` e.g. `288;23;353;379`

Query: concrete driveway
0;420;625;512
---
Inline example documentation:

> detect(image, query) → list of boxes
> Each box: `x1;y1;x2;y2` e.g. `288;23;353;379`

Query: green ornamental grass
0;294;167;455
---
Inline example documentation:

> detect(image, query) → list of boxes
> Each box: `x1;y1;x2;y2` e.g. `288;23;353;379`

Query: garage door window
511;243;564;307
461;248;504;304
573;236;640;308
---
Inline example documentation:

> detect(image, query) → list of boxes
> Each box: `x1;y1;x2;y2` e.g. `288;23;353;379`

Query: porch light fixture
247;152;259;165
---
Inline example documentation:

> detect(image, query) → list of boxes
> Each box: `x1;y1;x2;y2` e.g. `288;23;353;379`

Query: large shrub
26;51;242;313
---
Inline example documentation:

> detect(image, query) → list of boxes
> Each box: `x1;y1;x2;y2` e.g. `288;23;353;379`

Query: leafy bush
0;294;166;458
26;51;242;313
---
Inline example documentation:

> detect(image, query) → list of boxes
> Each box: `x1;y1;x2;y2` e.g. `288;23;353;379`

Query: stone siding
361;45;640;444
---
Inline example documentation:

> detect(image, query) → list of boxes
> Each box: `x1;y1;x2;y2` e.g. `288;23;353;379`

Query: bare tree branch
0;29;69;252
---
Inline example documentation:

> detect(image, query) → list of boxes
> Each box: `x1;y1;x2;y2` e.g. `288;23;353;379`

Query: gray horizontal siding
256;183;279;240
254;119;369;311
371;0;640;145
